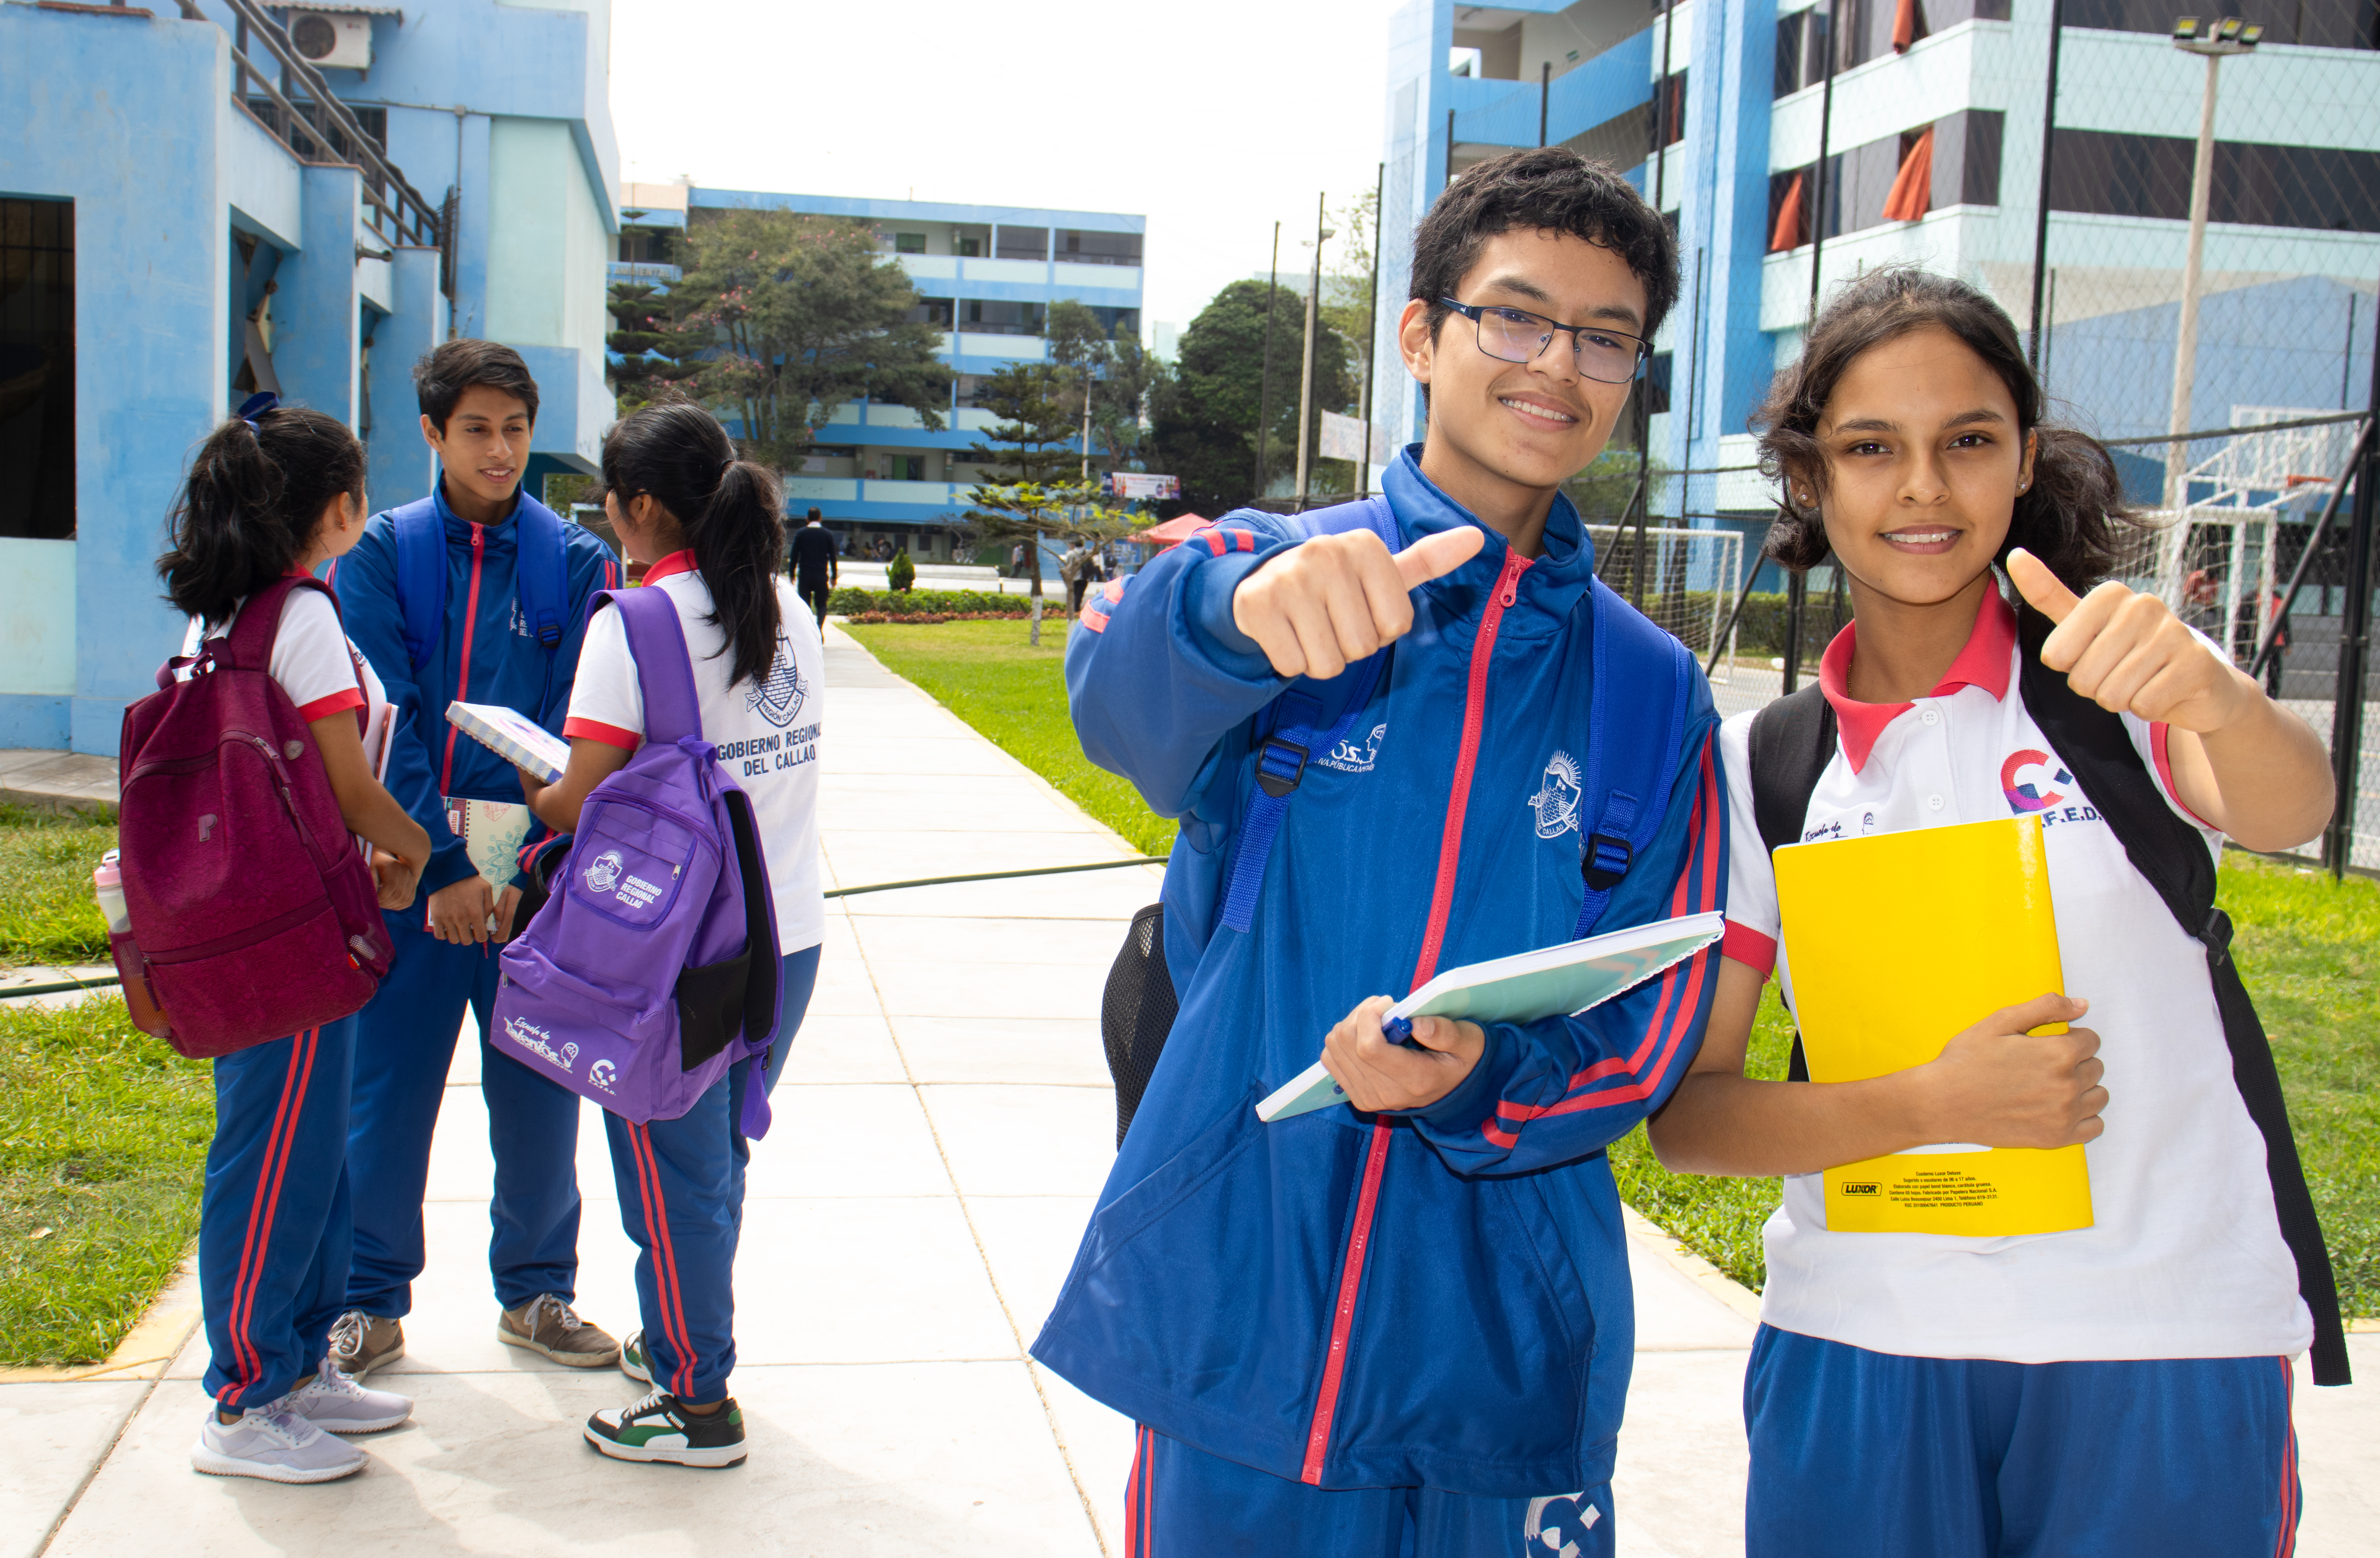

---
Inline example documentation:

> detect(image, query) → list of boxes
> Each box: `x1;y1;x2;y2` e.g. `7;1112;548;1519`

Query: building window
894;232;926;253
2065;0;2371;47
882;455;927;482
959;299;1046;335
1057;230;1144;266
2050;129;2380;231
907;297;955;328
0;198;74;541
995;226;1051;261
958;236;981;257
1643;352;1673;416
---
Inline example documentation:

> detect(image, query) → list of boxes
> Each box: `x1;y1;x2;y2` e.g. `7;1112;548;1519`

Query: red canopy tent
1129;514;1213;550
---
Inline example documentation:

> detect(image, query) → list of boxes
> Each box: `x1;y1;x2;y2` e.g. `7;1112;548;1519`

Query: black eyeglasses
1438;297;1650;384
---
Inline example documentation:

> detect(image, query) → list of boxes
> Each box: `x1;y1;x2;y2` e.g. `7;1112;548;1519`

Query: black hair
806;507;822;522
1752;266;2142;593
415;338;540;432
1411;146;1680;347
157;406;365;624
599;403;785;688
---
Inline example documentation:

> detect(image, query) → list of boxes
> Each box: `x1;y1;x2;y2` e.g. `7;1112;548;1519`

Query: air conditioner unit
285;11;374;71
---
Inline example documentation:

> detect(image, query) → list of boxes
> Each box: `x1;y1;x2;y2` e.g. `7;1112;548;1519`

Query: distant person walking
1010;542;1029;581
1060;541;1092;617
789;507;838;628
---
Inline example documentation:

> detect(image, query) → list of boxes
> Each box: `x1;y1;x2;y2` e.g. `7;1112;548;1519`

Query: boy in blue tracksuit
322;341;623;1375
1035;150;1724;1555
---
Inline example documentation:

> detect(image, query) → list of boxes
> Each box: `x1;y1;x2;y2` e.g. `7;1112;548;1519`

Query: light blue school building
1374;0;2380;579
0;0;618;756
613;182;1145;563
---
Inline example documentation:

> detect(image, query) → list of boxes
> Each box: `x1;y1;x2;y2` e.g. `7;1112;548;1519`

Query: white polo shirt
181;577;393;779
563;551;825;953
1718;587;2310;1364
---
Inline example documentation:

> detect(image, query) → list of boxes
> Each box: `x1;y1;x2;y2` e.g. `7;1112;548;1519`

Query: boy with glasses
1036;148;1723;1556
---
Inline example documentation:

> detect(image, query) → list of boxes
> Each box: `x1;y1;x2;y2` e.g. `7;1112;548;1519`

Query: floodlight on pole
2163;14;2262;511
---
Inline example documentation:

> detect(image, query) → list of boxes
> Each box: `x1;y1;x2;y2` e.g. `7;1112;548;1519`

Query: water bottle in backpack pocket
492;586;783;1131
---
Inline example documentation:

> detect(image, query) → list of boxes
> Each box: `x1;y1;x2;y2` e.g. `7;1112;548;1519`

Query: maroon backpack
117;575;393;1057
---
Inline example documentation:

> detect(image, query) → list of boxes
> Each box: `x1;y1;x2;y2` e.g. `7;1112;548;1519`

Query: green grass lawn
0;996;214;1365
837;620;2380;1316
845;618;1176;857
0;801;117;969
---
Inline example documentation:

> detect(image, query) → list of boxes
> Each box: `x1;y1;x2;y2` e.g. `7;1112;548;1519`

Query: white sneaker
284;1357;413;1434
191;1403;366;1483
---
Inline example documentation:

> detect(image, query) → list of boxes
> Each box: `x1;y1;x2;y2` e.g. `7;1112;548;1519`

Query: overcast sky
610;0;1404;339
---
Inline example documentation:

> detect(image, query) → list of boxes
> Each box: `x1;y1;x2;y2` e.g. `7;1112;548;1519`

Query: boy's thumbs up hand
2006;546;2255;735
1234;525;1487;680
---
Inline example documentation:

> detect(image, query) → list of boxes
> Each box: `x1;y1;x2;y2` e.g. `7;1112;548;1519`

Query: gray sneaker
285;1357;412;1434
327;1310;403;1379
619;1327;652;1384
191;1403;366;1483
498;1293;620;1368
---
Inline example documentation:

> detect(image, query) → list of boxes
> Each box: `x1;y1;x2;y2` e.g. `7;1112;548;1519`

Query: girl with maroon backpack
152;398;434;1483
515;401;825;1468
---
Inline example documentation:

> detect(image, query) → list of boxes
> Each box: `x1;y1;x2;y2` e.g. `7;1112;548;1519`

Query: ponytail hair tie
236;390;279;429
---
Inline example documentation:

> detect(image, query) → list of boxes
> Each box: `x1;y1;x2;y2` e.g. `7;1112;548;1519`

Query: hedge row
1622;590;1837;659
824;587;1036;618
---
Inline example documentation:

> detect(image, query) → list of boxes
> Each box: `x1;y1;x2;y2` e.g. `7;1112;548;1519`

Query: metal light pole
1631;0;1679;608
2027;0;2067;374
1785;0;1842;694
1254;221;1281;501
1359;161;1383;499
1294;194;1333;512
2164;15;2262;510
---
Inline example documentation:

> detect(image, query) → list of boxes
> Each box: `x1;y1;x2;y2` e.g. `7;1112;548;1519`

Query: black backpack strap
1746;684;1837;1084
2015;602;2351;1386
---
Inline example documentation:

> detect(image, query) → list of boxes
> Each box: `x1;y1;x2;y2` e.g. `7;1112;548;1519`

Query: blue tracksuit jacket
1031;451;1727;1498
324;482;619;895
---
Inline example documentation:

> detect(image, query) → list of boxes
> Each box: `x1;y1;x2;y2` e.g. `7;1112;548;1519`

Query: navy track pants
605;944;819;1405
344;908;584;1317
1744;1324;2301;1558
201;1019;355;1411
1125;1425;1614;1558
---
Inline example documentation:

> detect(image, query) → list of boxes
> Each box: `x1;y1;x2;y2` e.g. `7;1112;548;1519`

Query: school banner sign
1319;411;1394;466
1109;472;1181;501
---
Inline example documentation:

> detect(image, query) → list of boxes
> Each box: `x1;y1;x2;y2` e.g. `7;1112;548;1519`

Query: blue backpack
389;484;571;670
1097;497;1695;1142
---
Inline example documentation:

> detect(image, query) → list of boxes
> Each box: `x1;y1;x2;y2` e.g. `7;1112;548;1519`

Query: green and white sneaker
618;1328;652;1384
583;1389;746;1468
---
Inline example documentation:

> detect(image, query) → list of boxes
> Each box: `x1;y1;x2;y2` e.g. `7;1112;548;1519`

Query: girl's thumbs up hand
2007;547;2256;735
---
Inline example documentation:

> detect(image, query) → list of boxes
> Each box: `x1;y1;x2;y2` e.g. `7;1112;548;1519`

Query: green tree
1319;185;1380;423
659;209;953;469
959;480;1138;599
605;280;675;409
1144;280;1353;514
963;362;1080;485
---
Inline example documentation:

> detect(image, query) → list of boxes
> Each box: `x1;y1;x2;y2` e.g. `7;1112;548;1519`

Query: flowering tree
655;209;953;470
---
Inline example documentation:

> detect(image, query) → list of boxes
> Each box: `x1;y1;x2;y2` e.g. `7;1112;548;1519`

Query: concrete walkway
9;627;2377;1556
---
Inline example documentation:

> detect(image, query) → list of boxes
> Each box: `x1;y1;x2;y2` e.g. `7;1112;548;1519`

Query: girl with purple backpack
155;399;435;1483
516;401;825;1468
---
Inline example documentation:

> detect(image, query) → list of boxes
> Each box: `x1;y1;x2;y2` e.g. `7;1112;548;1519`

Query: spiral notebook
445;700;572;785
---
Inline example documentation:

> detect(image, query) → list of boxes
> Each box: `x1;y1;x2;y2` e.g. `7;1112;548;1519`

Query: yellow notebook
1773;814;2093;1238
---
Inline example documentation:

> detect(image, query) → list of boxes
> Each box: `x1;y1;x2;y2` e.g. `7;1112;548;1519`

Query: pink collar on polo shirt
643;549;698;585
1818;587;2017;773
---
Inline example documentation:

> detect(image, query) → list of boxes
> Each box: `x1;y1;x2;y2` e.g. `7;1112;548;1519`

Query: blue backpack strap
605;587;706;746
390;500;448;673
513;495;569;651
1216;497;1401;934
1572;578;1693;939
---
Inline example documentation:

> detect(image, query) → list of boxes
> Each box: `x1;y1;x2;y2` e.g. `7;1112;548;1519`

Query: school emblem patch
1527;750;1583;839
1524;1492;1601;1556
584;849;625;895
747;641;807;728
1317;721;1387;773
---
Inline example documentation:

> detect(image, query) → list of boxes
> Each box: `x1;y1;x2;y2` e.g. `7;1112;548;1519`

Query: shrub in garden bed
825;587;1035;618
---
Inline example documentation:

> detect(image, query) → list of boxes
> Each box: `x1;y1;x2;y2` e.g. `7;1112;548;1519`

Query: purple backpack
491;586;784;1133
117;576;393;1057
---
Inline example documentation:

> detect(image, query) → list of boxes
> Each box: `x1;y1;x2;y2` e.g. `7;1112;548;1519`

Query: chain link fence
1582;413;2380;871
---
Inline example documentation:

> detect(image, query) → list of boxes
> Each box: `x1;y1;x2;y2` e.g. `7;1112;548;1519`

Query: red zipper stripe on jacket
1411;547;1530;987
438;527;487;794
1298;542;1530;1485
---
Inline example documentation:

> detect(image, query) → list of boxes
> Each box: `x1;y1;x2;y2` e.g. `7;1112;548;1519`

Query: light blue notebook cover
1255;910;1725;1122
